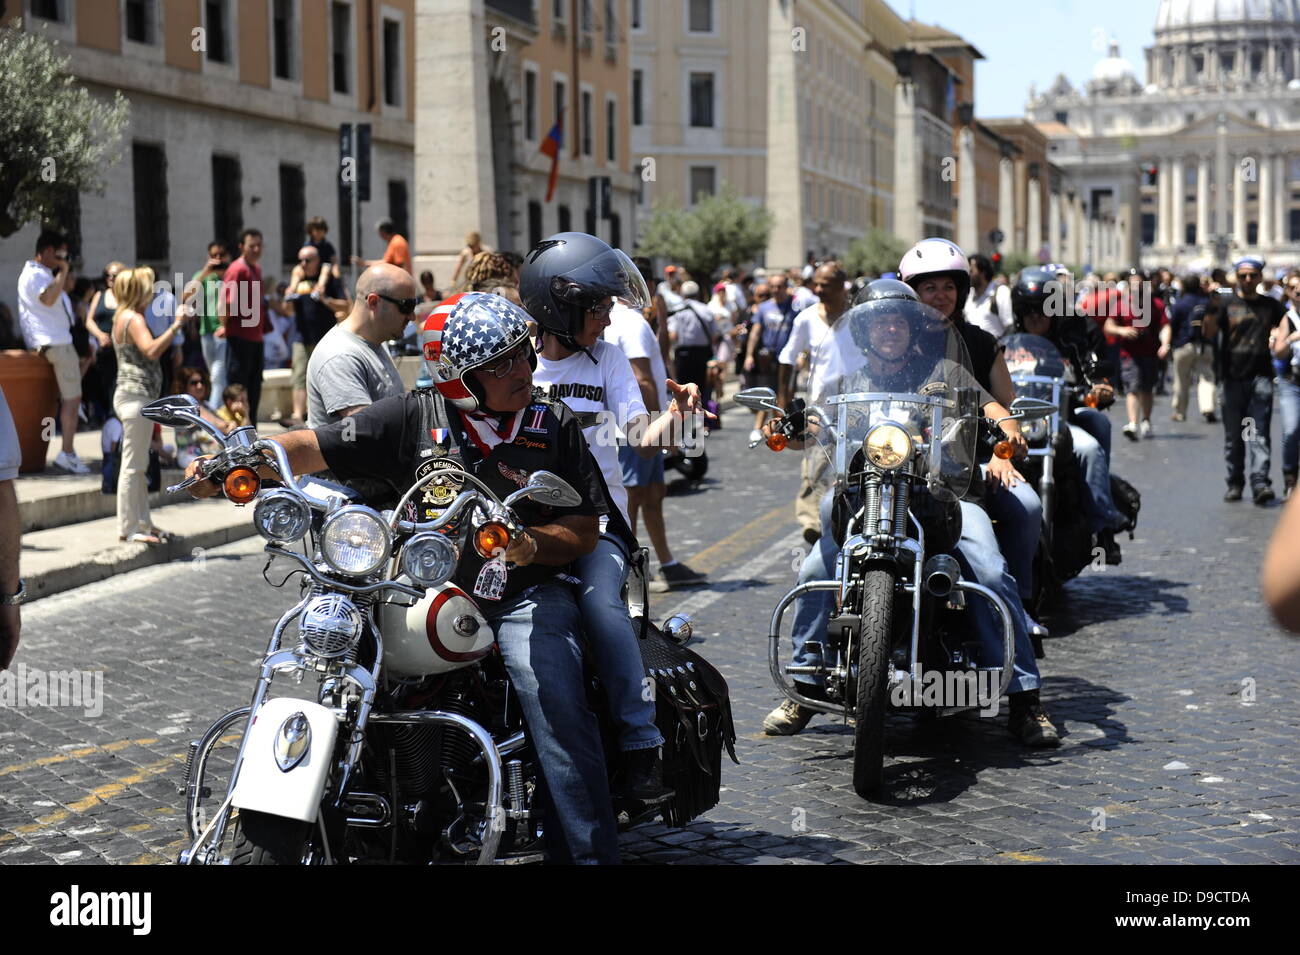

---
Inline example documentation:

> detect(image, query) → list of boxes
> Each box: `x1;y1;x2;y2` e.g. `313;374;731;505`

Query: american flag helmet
420;292;535;411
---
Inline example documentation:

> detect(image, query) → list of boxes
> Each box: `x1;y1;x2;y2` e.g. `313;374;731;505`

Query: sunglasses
483;343;532;379
374;293;421;315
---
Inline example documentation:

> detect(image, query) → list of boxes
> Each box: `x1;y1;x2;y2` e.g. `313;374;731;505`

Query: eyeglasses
1237;272;1260;282
483;343;532;379
374;293;421;315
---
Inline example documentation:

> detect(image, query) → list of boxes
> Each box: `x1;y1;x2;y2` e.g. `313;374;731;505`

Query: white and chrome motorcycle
144;394;733;865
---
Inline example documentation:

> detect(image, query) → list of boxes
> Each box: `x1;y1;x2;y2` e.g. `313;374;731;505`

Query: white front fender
230;697;339;823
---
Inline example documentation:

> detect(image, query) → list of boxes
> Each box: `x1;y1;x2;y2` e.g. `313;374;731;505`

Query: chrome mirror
504;470;582;508
734;387;782;413
142;393;202;427
1008;396;1057;422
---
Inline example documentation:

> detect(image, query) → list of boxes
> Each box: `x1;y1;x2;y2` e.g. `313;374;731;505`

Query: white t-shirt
17;260;71;349
532;339;646;524
792;286;819;313
965;283;1013;339
605;304;669;413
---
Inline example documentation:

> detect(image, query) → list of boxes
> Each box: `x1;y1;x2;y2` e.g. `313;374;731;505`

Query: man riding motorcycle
762;279;1060;748
186;291;623;864
1010;267;1128;563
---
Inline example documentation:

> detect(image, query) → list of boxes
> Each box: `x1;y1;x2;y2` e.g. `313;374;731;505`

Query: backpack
1109;474;1141;537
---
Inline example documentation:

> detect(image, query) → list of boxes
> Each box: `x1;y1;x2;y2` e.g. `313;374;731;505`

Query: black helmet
519;232;650;354
1010;266;1059;332
846;281;935;357
852;277;918;307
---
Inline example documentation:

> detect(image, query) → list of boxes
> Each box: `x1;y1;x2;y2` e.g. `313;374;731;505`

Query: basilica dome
1156;0;1300;31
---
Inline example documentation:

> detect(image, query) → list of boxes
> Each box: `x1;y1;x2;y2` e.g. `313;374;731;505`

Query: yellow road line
681;501;795;576
0;737;161;778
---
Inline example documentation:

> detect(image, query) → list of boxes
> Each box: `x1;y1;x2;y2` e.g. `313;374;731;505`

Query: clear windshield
804;299;982;503
1002;333;1067;403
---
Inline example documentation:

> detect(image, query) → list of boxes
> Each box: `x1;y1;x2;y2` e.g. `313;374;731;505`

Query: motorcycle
143;394;735;865
1002;333;1141;613
736;306;1056;797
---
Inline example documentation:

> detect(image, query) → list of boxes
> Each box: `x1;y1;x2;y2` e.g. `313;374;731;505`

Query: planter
0;349;59;473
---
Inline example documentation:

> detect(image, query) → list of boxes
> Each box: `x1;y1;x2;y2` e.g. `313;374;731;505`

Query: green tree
843;228;909;277
0;20;129;238
636;185;773;283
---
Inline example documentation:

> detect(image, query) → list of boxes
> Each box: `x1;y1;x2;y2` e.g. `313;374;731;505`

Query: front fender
230;697;340;823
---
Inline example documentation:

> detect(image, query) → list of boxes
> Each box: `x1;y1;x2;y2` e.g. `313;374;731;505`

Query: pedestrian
419;269;441;302
449;230;488;289
217;383;249;427
111;266;183;544
745;273;798;437
221;228;270;424
352;218;411;274
305;263;413;427
0;385;21;670
145;278;184;398
789;269;819;312
284;245;350;427
16;231;90;474
1271;274;1300;498
304;216;337;297
965;253;1014;338
1204;256;1287;504
184;241;232;410
604;300;707;592
666;280;720;408
1168;272;1217;423
171;365;229;467
84;261;124;421
1105;268;1169;440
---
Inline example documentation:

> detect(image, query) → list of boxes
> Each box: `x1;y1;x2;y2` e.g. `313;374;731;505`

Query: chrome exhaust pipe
922;554;961;596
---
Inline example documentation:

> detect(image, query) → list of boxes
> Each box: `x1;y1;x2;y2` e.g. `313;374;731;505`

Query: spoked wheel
851;568;895;799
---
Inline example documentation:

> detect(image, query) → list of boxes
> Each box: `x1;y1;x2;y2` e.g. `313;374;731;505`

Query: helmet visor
551;248;650;312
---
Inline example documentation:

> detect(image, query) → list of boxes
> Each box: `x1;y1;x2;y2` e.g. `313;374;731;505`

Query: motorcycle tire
228;809;313;865
851;568;894;799
673;450;708;482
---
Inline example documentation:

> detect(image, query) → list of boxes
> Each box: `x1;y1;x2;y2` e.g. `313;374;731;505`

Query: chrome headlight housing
400;532;459;587
253;490;312;543
1022;416;1051;443
320;506;391;577
298;593;363;659
864;423;913;470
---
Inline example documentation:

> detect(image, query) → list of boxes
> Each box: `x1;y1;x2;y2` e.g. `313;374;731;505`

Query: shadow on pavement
1044;574;1190;636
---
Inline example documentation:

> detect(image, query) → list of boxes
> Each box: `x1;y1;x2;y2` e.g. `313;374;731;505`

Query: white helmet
899;238;971;316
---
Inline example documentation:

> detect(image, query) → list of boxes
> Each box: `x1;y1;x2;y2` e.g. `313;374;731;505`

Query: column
1259;152;1273;251
1156;160;1171;248
1215;115;1230;240
1275;154;1288;246
1120;174;1141;266
1049;190;1062;261
1196;156;1210;249
957;127;978;253
1170;155;1186;248
1073;194;1086;267
766;0;805;266
1233;155;1248;247
998;157;1015;252
1027;173;1042;258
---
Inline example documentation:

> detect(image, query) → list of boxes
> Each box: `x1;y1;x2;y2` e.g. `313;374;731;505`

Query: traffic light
991;252;1002;268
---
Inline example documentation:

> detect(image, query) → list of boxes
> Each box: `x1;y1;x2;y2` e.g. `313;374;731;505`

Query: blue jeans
1279;378;1300;477
485;580;620;864
1070;408;1125;534
575;535;663;752
789;491;1040;696
982;466;1042;602
201;332;228;410
1221;375;1274;490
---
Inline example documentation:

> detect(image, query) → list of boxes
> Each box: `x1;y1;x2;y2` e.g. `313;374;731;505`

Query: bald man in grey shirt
306;263;417;427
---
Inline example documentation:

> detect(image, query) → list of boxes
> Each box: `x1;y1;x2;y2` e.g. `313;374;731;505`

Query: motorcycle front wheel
228;809;314;865
851;568;894;799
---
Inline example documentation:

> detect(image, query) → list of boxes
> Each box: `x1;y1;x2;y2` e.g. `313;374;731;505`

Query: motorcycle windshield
1002;333;1067;402
804;299;982;503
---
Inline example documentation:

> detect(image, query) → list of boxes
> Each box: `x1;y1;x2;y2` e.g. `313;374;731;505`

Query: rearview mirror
504;470;582;509
734;387;781;413
1009;396;1057;422
142;393;202;427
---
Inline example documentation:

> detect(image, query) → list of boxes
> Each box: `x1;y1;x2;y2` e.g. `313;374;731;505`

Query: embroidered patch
498;461;529;488
522;405;548;434
414;458;467;519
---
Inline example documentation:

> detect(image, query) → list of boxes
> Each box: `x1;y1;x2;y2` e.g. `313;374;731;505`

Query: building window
132;143;169;263
524;68;538;141
1192;53;1204;76
1054;110;1068;125
580;0;593;33
631;0;643;30
688;0;713;33
1251;51;1263;76
279;164;306;267
552;0;565;22
332;2;352;95
554;78;567;132
689;72;714;128
632;69;644;126
1291;208;1300;241
689;165;716;203
212;155;243;253
609;212;620;249
604;0;616;44
388;180;409;239
606;98;616;163
382;17;402;107
272;0;296;80
1220;52;1234;75
1186;223;1196;245
528;200;543;249
558;204;572;232
205;0;231;62
30;0;65;22
581;89;593;156
125;0;156;44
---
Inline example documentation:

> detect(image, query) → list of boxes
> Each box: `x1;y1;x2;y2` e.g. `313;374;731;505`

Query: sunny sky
904;0;1163;118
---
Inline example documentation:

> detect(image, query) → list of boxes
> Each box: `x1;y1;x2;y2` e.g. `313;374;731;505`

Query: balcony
485;0;536;28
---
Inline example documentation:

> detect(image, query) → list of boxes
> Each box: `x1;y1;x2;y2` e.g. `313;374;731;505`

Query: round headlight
253;490;312;543
320;506;391;577
1023;417;1050;443
400;532;459;587
864;423;913;470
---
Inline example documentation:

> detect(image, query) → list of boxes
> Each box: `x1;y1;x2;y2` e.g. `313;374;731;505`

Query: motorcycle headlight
864;423;913;470
400;532;459;587
253;490;312;543
320;506;391;577
1023;417;1051;443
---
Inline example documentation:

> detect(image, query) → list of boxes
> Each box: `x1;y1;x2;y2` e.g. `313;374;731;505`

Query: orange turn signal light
766;433;788;452
1083;392;1100;408
474;521;512;559
993;441;1014;460
224;467;260;505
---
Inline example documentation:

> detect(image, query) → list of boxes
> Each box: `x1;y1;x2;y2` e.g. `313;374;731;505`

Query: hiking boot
648;562;707;593
614;747;674;805
1096;529;1122;565
1253;486;1276;506
1224;485;1243;502
1122;422;1139;441
1008;692;1061;748
763;698;816;736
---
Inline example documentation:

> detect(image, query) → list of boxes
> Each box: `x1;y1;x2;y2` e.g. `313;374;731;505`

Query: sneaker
1008;693;1061;748
1253;486;1276;506
1224;485;1243;502
748;428;763;443
53;450;91;475
1139;420;1153;439
1203;411;1217;424
1171;412;1185;422
1122;422;1139;441
614;747;674;805
648;562;708;593
763;698;816;736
